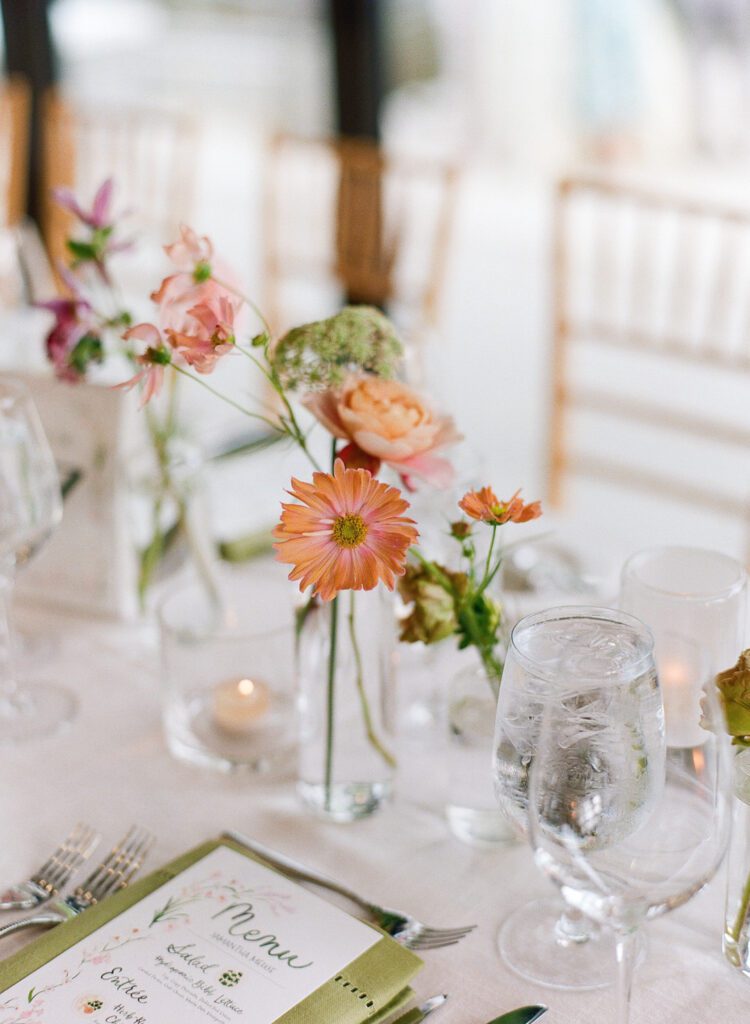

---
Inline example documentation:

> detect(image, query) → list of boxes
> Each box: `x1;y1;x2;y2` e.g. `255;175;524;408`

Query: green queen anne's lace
270;305;403;391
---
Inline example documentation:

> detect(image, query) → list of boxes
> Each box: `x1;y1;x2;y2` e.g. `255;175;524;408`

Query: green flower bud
398;563;464;645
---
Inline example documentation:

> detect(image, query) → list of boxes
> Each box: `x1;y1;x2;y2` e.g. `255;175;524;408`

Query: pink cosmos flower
166;294;236;374
116;323;171;406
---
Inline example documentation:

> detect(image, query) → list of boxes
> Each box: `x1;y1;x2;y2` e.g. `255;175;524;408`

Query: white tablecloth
3;568;750;1024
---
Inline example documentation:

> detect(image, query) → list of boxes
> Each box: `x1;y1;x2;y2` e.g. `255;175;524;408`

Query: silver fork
0;826;155;940
224;831;476;951
0;823;100;911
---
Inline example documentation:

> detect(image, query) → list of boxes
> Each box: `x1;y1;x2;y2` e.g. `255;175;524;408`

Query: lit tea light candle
213;677;271;735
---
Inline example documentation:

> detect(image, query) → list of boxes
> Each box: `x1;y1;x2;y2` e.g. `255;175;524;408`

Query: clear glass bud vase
724;748;750;972
296;589;396;822
445;660;517;846
129;434;219;615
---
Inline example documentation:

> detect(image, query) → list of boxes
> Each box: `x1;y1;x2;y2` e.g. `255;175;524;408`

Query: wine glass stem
555;906;596;945
0;571;20;705
616;930;638;1024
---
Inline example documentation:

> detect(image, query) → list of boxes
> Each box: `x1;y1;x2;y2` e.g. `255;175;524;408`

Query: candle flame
238;678;255;696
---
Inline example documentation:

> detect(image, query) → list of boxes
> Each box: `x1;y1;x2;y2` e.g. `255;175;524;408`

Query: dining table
2;556;750;1024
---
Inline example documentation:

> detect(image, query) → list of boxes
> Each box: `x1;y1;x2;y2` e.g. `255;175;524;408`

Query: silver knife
390;993;448;1023
486;1007;547;1024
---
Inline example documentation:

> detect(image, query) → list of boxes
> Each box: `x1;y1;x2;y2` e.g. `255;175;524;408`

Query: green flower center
332;513;368;548
193;260;212;282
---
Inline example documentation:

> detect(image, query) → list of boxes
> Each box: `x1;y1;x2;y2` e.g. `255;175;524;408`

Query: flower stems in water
324;436;339;812
325;594;339;813
349;592;396;769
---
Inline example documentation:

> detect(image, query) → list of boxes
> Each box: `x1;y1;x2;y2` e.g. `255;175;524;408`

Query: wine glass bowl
0;378;75;742
0;385;62;567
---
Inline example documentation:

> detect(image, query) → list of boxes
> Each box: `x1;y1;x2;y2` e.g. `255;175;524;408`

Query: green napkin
0;837;421;1022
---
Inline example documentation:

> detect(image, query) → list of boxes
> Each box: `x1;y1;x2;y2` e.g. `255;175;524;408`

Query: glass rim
621;545;747;603
508;604;655;683
158;583;293;644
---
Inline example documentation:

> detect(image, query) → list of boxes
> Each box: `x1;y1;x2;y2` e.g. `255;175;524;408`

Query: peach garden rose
304;374;460;488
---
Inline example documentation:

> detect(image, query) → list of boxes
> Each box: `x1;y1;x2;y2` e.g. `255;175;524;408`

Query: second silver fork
223;831;476;951
0;825;155;940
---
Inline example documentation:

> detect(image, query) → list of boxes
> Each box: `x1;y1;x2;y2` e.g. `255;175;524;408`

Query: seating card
0;843;418;1024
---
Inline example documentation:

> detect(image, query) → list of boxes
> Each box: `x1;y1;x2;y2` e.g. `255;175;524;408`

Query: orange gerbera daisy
273;459;418;602
459;486;542;525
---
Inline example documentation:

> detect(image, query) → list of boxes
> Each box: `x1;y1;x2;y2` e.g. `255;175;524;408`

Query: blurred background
4;0;750;582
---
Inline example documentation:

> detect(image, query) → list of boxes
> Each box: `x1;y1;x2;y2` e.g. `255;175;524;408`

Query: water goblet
527;646;731;1023
0;379;76;741
492;605;662;989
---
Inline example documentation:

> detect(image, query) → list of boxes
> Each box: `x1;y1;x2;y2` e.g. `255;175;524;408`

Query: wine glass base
498;898;645;991
0;683;78;743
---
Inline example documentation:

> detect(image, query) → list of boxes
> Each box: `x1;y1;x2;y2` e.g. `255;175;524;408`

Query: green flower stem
325;594;339;813
212;276;272;337
478;523;498;593
235;346;322;472
172;365;282;433
729;866;750;947
410;547;456;594
349;593;397;769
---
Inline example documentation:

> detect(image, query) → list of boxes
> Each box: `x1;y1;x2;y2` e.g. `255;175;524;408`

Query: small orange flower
273;459;418;602
459;486;542;525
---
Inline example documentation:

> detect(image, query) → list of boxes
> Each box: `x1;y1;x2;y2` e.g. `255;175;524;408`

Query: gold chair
0;76;30;229
263;134;458;361
548;174;750;560
42;92;196;272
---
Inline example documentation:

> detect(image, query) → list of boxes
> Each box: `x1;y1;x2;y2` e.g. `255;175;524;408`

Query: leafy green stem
478;523;498;593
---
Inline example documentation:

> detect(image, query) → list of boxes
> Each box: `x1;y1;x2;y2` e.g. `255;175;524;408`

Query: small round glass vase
159;579;295;774
724;748;750;973
296;589;396;823
445;661;516;847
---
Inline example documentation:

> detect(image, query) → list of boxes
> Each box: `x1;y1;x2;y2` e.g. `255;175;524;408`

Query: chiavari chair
549;174;750;564
263;133;458;375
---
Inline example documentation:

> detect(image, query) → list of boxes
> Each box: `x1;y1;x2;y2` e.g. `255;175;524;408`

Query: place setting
0;821;548;1024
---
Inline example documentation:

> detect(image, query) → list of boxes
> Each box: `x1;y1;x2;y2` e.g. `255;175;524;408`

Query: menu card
0;840;421;1024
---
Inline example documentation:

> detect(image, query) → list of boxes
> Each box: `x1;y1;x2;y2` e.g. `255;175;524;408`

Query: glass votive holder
620;546;747;748
159;581;295;774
